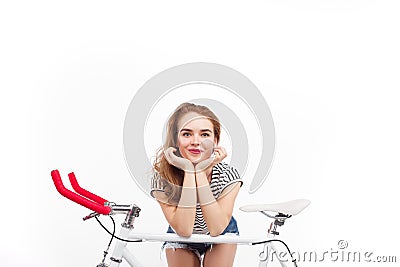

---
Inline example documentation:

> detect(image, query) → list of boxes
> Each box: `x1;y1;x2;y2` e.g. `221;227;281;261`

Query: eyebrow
180;128;213;133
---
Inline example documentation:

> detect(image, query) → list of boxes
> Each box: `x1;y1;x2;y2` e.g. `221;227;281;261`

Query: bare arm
153;171;197;237
194;146;241;236
196;171;241;236
152;147;197;237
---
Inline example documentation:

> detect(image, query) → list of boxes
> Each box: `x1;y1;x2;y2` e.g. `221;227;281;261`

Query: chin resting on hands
164;147;195;172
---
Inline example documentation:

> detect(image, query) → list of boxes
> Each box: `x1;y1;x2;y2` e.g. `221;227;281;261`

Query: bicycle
51;169;310;267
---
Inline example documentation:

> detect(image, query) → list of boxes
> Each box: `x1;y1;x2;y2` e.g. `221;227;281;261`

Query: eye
201;133;210;137
182;132;191;137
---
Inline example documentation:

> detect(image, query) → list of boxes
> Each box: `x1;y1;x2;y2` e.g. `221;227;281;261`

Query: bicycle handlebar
68;172;108;205
51;169;111;215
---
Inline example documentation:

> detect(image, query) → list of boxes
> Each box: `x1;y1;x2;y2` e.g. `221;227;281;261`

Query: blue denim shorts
162;217;239;261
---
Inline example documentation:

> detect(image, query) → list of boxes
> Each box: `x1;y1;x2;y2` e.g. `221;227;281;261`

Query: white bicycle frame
108;229;264;267
101;200;309;267
110;233;289;267
51;169;309;267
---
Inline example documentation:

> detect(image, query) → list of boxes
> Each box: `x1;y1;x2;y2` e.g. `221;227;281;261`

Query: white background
1;1;399;266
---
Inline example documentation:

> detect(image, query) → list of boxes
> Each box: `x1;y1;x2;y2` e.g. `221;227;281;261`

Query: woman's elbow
209;231;220;237
208;218;231;236
208;226;226;237
174;227;193;237
178;231;192;237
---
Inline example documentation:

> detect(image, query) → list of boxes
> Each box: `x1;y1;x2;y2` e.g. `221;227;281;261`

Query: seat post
261;212;291;236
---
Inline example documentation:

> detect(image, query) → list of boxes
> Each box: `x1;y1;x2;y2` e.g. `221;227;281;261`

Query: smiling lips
188;149;201;154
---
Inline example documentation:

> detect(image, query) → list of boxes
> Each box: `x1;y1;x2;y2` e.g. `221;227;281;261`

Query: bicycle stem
120;204;141;229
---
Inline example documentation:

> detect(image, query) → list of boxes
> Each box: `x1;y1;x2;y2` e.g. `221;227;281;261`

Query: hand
195;146;227;173
164;147;195;172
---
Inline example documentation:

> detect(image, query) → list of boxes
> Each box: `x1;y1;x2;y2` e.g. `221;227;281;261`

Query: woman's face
176;112;216;163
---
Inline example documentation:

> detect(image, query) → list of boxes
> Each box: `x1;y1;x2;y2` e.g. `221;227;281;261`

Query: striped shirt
150;162;242;234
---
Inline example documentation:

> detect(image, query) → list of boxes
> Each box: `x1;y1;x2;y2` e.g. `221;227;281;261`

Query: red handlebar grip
51;170;111;215
68;172;108;205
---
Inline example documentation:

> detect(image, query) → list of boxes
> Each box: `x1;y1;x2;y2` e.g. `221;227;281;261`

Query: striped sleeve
150;173;181;205
210;163;243;199
150;172;166;198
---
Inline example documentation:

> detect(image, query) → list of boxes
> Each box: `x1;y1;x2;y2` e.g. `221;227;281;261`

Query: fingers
164;147;176;156
163;145;227;173
163;147;194;172
195;146;228;172
163;147;177;165
164;147;182;167
212;146;227;161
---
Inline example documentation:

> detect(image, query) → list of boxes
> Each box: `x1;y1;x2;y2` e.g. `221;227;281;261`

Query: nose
191;134;200;145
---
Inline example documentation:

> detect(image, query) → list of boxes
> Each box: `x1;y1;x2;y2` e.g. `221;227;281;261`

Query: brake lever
83;211;100;221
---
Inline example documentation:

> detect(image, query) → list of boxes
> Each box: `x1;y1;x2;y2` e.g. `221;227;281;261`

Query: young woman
151;102;242;267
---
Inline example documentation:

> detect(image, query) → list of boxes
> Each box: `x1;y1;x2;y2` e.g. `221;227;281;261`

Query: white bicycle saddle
239;199;311;216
